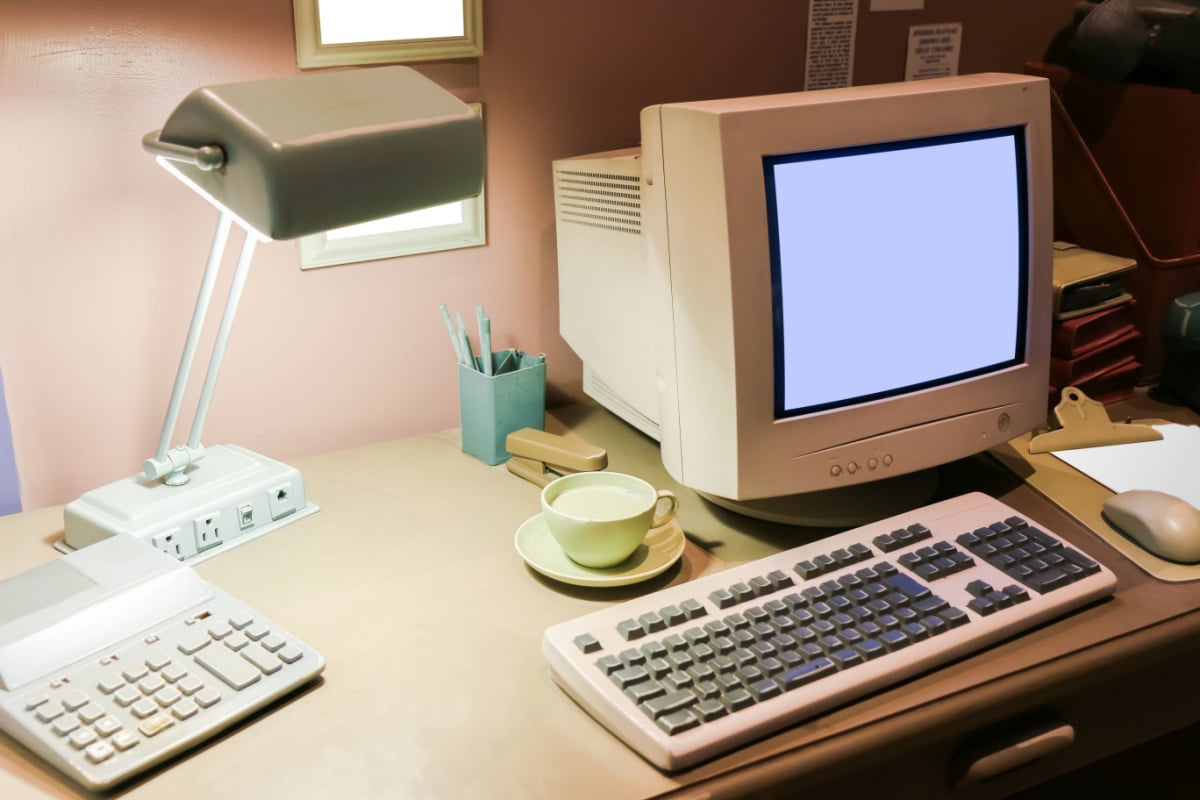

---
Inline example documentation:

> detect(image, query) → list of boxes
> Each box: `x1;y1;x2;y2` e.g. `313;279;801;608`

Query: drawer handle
959;724;1076;784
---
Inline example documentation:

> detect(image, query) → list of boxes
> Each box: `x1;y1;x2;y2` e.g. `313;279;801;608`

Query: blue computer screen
764;127;1029;418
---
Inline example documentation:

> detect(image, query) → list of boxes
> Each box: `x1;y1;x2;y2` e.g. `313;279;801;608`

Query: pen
477;306;493;376
440;304;467;366
455;311;477;371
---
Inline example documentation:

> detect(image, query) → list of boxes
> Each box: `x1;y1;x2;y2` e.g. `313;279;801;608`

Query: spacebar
195;645;262;690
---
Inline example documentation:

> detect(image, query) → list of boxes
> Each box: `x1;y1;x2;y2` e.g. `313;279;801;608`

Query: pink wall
0;0;1078;510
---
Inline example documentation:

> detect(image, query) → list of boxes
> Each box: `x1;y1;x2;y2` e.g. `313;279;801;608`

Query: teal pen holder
458;349;546;465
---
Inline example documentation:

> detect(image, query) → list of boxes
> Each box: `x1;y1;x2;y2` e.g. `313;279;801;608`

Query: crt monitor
554;73;1053;526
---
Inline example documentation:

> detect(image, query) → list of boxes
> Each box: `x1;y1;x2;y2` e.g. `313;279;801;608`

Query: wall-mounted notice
806;0;859;90
905;22;962;81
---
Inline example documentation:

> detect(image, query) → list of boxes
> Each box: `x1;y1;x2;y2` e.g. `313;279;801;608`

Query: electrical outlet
193;512;224;552
151;528;185;560
268;482;297;520
237;503;255;531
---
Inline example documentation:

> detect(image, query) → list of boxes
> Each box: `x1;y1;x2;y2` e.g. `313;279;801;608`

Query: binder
1052;241;1136;320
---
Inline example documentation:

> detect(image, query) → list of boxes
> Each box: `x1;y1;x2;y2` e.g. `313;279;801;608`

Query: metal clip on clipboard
504;428;608;487
1028;386;1164;454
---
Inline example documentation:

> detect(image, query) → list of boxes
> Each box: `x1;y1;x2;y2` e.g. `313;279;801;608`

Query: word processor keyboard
543;492;1117;770
0;535;324;790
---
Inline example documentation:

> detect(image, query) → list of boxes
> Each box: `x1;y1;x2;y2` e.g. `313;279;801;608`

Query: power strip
62;444;318;563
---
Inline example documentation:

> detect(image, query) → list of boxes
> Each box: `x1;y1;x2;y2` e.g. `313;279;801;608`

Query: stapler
504;428;608;486
1028;386;1163;454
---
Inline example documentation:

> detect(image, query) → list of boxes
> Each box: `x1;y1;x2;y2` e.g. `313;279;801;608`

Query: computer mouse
1102;489;1200;564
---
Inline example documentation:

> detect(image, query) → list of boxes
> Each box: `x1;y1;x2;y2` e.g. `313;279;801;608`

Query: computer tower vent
554;168;642;235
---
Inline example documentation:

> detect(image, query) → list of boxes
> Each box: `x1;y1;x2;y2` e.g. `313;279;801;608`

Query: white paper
871;0;923;10
905;22;962;81
1052;423;1200;508
806;0;859;90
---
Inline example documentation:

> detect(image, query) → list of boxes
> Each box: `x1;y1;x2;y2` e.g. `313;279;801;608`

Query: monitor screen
765;128;1029;417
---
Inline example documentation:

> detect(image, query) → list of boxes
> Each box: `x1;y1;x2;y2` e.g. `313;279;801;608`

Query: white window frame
298;104;485;270
293;0;483;68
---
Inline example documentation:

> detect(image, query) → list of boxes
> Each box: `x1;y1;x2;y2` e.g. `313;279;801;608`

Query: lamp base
62;444;318;563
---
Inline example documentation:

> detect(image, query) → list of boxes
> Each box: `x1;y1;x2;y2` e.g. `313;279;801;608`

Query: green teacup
541;472;679;568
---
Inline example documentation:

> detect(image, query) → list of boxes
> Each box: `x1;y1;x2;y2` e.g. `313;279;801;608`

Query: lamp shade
145;66;485;240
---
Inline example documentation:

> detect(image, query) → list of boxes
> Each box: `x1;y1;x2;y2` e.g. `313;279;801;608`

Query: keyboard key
97;673;125;694
51;716;81;737
245;621;270;641
138;714;175;738
162;662;189;683
35;703;65;723
194;687;222;708
195;645;262;690
111;730;140;751
94;716;122;737
778;658;835;689
138;674;166;695
77;703;106;724
68;728;98;750
656;709;701;735
176;675;205;696
61;690;89;711
145;651;172;671
207;621;233;640
177;630;211;655
122;664;149;682
85;740;116;764
228;610;254;629
612;666;650;689
642;690;697;719
224;632;249;651
617;619;645;641
131;699;157;719
260;633;286;653
172;699;200;721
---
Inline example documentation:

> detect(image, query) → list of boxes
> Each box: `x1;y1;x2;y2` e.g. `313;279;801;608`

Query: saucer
514;514;686;588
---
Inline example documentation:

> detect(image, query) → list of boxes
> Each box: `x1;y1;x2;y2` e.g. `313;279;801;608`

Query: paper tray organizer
1026;62;1200;381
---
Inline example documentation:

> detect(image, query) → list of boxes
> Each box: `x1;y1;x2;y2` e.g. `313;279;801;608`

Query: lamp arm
144;212;233;481
186;230;258;451
143;225;257;483
141;130;225;171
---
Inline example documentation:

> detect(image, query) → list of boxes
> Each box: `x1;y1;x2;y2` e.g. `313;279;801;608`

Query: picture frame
293;0;483;68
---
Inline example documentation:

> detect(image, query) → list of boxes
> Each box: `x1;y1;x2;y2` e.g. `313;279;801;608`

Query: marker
440;304;466;366
455;311;477;370
477;306;493;376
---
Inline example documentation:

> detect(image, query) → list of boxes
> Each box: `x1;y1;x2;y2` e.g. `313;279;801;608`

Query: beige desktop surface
2;401;1200;799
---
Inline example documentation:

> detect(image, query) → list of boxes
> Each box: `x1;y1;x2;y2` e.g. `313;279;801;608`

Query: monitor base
699;469;939;528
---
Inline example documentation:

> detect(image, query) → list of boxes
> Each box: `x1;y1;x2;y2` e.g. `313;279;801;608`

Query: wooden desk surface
2;401;1199;799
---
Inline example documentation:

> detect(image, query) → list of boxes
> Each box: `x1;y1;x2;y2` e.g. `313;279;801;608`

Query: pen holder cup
458;350;546;465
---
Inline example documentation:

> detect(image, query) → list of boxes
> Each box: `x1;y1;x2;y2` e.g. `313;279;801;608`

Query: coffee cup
541;471;680;568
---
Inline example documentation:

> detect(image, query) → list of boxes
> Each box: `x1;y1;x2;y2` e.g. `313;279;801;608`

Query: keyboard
0;535;324;790
543;492;1117;770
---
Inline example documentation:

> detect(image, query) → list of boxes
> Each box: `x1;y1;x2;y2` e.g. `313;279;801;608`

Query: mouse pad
1052;424;1200;509
991;429;1200;584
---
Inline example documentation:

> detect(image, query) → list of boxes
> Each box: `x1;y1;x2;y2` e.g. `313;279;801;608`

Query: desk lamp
62;66;485;561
